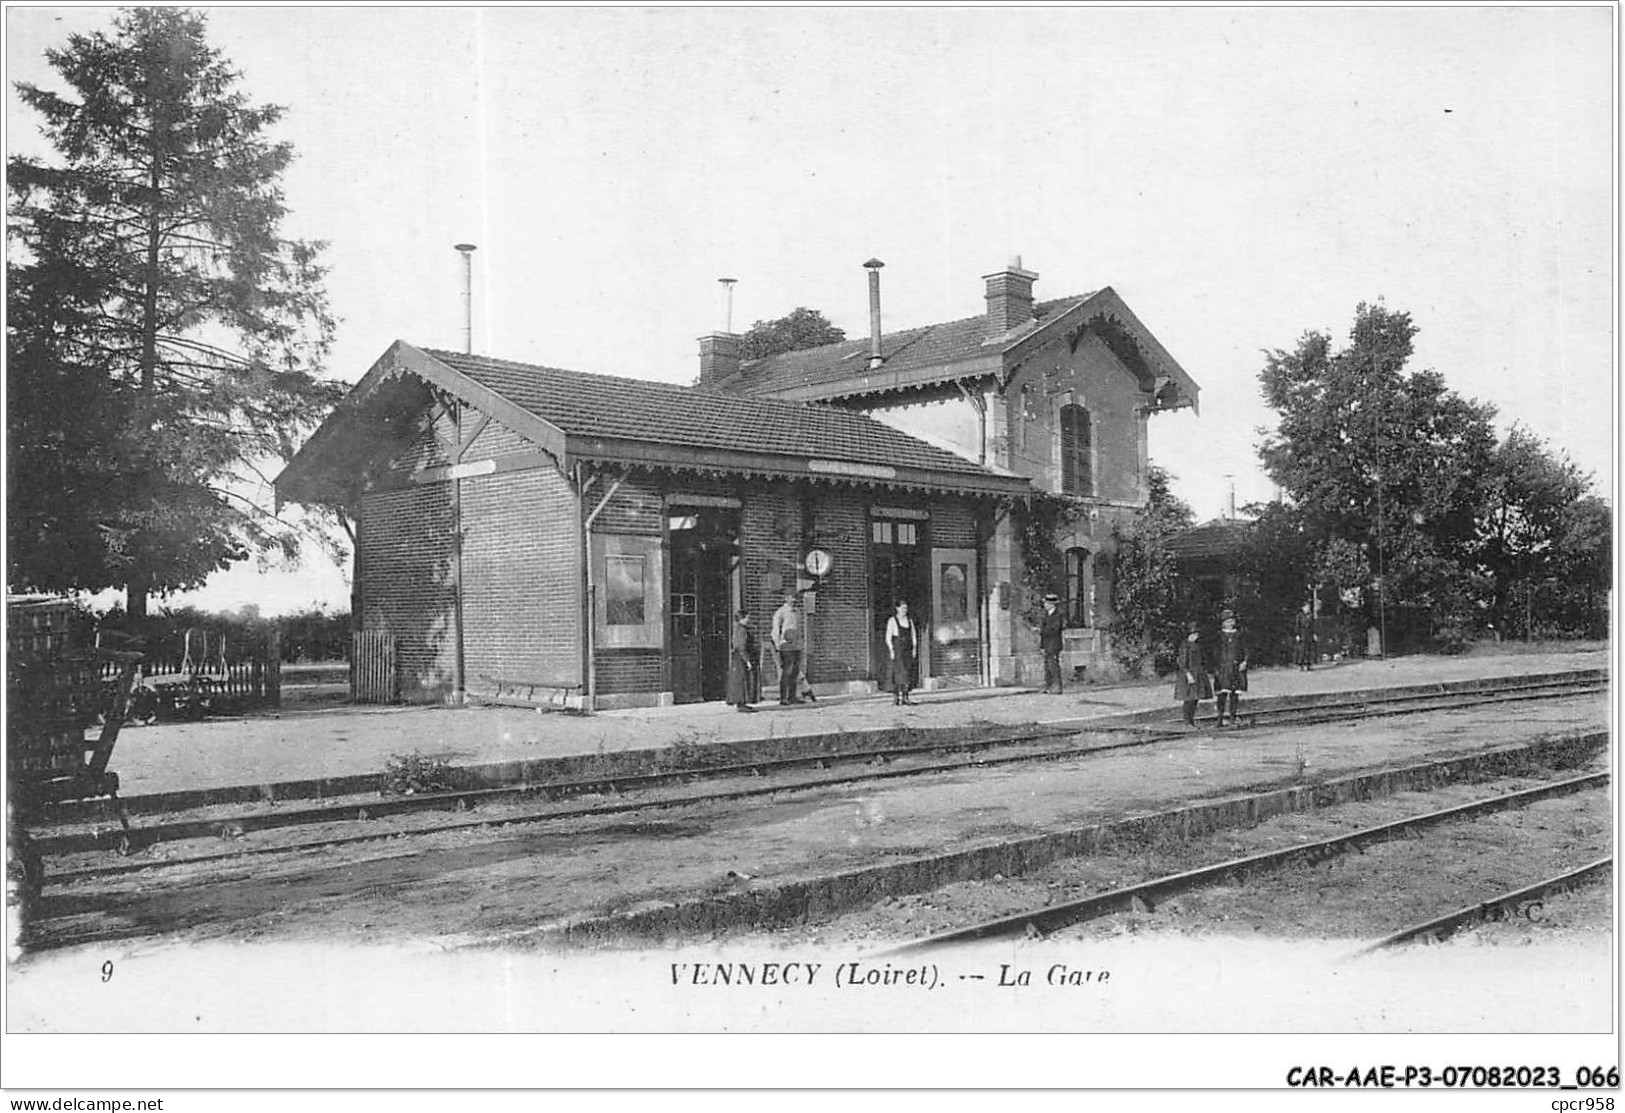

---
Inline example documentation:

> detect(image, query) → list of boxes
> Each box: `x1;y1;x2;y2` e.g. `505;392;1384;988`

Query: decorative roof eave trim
1004;288;1201;414
275;341;572;506
567;435;1032;498
754;353;1007;404
394;343;570;464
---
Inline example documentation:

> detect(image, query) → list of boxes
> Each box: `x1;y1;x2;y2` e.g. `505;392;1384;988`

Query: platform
94;645;1609;803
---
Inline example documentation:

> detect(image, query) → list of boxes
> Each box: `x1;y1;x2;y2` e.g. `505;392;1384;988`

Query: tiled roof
422;347;1014;480
1166;518;1254;560
726;295;1094;397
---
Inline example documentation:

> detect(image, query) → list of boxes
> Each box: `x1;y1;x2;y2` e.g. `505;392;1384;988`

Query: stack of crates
6;595;92;779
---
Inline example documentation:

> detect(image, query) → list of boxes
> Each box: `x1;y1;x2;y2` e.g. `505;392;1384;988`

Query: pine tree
8;7;340;615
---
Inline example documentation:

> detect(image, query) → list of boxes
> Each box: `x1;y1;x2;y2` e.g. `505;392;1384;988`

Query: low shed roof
276;342;1034;506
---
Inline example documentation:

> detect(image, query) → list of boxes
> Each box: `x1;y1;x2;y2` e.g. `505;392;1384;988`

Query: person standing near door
771;592;805;705
886;600;918;706
1038;592;1066;694
726;609;759;713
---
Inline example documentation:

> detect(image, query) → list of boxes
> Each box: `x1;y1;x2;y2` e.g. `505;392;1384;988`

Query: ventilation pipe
864;258;885;369
454;243;477;354
720;276;738;333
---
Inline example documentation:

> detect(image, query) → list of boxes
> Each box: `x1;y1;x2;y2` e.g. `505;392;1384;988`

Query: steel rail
40;677;1605;879
1355;857;1614;953
884;771;1610;953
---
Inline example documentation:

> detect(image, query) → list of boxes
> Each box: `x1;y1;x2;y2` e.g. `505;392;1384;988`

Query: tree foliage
1109;466;1195;673
7;7;340;614
1476;426;1609;637
1257;302;1498;627
1257;302;1607;645
739;307;846;360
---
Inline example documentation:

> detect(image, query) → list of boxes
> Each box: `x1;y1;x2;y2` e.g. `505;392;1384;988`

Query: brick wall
592;472;663;535
357;483;456;701
740;484;802;624
461;464;582;689
465;418;537;460
930;499;978;547
594;648;662;693
805;489;870;683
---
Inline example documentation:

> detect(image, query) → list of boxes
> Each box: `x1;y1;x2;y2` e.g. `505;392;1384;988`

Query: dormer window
1060;403;1093;496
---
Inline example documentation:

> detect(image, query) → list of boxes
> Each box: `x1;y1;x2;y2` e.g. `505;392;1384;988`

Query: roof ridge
419;343;996;441
739;293;1094;373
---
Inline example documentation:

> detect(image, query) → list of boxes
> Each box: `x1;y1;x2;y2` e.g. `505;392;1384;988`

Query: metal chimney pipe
864;258;885;369
719;277;738;333
454;243;477;354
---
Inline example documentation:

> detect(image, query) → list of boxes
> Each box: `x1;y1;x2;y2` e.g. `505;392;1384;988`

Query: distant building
1165;518;1252;613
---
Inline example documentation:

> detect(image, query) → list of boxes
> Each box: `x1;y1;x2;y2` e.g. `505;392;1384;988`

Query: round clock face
804;549;833;577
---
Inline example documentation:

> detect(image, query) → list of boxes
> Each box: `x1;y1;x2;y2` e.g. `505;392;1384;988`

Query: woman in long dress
1173;622;1211;727
886;600;918;706
725;610;759;713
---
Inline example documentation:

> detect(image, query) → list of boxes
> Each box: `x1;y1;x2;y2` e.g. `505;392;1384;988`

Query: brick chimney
983;255;1039;337
698;332;741;387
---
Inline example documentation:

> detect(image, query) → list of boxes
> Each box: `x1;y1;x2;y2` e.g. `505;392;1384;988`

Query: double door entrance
667;506;740;704
869;514;981;686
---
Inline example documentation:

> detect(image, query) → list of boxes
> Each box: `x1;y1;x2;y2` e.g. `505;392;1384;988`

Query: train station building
274;259;1199;707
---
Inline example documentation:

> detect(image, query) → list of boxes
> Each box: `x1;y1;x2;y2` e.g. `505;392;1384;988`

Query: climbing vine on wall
1013;492;1085;630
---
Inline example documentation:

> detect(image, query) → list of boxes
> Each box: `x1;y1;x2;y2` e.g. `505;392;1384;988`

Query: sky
5;5;1615;615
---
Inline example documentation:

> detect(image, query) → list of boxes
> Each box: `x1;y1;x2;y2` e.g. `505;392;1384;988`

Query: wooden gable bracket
583;465;634;532
953;379;990;467
456;411;492;462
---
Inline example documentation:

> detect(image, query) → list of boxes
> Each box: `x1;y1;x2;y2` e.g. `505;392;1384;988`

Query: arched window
1060;403;1092;496
1065;547;1090;627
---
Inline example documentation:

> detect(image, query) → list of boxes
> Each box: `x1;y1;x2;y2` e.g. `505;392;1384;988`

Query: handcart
6;646;145;899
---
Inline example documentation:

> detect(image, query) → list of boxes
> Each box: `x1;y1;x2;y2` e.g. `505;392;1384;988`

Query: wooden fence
352;631;398;704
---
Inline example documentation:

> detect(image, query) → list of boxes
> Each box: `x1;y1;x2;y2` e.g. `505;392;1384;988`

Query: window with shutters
1059;404;1093;496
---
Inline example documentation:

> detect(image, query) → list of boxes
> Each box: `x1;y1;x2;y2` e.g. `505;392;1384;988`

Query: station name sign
808;459;897;480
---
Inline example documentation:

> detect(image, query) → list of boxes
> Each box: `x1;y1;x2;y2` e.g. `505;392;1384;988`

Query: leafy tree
1475;425;1586;632
1232;501;1315;664
1109;465;1194;673
1475;426;1609;638
1549;495;1611;638
8;7;340;616
739;307;846;360
1256;302;1498;629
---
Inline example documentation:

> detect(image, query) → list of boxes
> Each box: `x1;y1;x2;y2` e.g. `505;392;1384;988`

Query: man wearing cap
1213;608;1249;727
770;592;805;705
1038;591;1066;694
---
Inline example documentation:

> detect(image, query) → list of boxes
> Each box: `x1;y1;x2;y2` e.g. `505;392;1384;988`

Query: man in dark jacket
1213;609;1249;727
1039;592;1066;694
1293;601;1316;671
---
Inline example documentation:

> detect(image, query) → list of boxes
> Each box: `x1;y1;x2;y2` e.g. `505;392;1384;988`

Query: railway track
1358;857;1613;953
32;670;1606;885
881;772;1611;954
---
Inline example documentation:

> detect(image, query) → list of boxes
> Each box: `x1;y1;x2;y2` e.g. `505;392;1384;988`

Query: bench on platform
473;673;586;712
